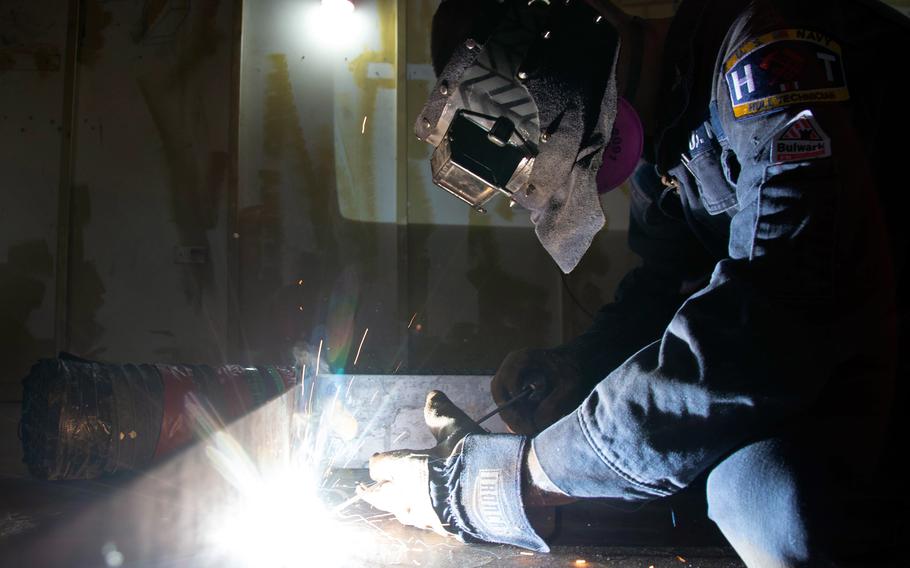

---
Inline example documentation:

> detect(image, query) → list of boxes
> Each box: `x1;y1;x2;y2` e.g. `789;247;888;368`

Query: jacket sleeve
554;164;716;386
531;12;896;500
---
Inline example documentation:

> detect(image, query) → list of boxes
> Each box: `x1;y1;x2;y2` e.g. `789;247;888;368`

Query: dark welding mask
417;0;622;272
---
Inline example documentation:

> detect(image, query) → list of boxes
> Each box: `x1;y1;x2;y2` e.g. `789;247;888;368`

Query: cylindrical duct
20;354;298;480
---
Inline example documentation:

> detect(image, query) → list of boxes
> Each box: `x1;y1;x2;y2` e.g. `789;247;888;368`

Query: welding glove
491;348;589;435
358;390;549;552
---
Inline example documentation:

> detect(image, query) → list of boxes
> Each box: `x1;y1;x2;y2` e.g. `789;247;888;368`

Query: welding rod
476;378;546;425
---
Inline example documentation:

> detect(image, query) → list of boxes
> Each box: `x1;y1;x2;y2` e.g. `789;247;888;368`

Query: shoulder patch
771;110;831;163
724;29;849;120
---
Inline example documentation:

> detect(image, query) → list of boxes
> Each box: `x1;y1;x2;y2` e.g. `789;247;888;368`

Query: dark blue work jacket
533;0;909;499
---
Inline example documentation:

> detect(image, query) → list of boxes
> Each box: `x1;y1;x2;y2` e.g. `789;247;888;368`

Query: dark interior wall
0;1;70;401
0;0;239;400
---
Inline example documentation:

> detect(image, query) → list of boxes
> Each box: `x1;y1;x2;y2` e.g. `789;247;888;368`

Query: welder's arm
555;167;717;382
530;99;881;500
493;167;715;434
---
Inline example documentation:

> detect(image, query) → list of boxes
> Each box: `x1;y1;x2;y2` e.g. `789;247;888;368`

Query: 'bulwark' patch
724;29;849;119
771;110;831;163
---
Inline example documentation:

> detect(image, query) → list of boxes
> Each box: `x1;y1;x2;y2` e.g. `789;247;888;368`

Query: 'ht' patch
724;29;849;119
771;110;831;163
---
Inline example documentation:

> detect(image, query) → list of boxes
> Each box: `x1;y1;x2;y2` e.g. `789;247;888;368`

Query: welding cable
560;271;596;320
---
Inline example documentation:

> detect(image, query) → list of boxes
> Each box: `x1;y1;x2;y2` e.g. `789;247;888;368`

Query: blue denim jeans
707;437;828;567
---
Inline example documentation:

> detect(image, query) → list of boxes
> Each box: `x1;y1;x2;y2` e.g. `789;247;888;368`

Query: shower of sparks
353;328;369;366
361;115;368;134
191;375;434;567
407;312;418;329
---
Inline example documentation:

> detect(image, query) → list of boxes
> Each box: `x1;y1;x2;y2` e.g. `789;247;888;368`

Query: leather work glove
491;348;590;435
356;390;484;536
357;391;550;552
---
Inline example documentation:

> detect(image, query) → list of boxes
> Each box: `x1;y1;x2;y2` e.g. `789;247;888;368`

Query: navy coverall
524;0;909;564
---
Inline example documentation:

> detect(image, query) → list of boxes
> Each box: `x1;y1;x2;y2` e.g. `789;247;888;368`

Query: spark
361;115;368;134
298;305;304;311
354;327;369;366
393;360;402;373
316;339;324;376
369;389;379;405
407;312;418;328
519;551;534;556
304;365;318;414
297;279;304;285
392;431;407;444
575;560;587;566
677;555;688;563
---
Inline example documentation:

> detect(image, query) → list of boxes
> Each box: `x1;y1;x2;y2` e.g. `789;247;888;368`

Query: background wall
1;0;239;400
4;0;907;401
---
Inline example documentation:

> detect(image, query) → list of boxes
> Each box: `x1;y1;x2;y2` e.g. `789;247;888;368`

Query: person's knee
706;440;817;568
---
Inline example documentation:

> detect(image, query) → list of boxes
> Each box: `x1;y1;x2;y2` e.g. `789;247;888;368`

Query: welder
359;0;909;565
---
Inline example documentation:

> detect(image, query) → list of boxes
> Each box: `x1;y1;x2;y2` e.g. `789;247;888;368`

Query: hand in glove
357;390;550;552
491;348;590;435
357;390;484;535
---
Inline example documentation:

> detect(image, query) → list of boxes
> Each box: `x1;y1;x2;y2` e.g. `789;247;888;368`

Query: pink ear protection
596;97;643;194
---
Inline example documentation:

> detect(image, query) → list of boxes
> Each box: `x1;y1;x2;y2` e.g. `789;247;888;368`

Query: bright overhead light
322;0;354;15
304;0;361;50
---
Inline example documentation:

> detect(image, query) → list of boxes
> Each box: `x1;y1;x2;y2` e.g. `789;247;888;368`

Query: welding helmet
417;0;624;272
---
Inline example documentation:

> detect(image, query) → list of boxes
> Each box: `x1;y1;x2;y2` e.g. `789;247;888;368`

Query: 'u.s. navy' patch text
724;29;849;119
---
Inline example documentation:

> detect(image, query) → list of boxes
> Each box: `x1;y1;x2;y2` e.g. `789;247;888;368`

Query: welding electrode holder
476;376;548;426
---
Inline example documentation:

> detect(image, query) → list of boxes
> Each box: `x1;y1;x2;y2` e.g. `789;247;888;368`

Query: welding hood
416;0;622;272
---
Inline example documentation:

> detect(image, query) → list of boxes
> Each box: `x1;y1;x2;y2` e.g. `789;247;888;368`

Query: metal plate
309;374;508;469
